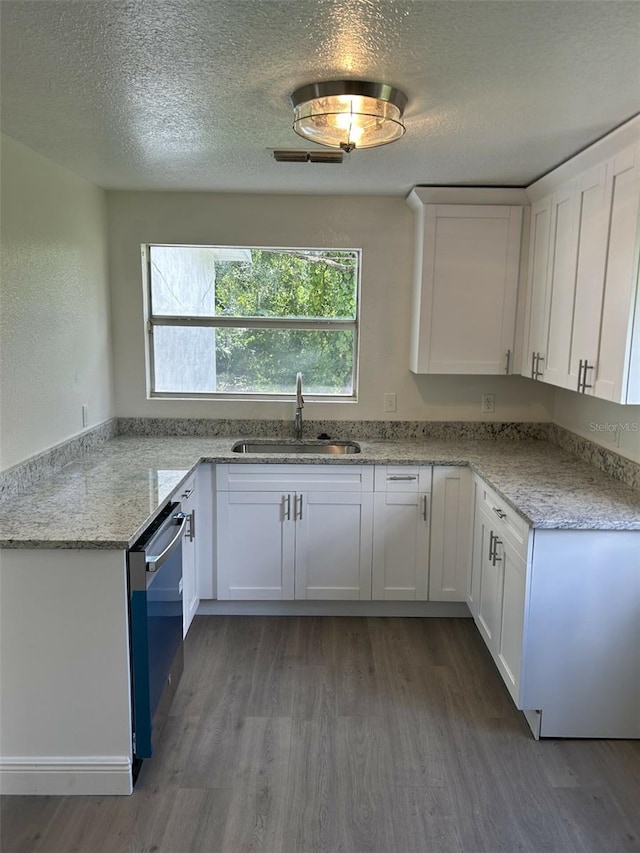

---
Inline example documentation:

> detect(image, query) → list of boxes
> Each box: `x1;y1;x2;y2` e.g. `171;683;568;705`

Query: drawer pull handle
492;506;507;520
388;475;417;481
182;487;194;499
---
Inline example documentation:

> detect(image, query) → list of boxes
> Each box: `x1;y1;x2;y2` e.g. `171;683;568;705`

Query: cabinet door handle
488;530;495;563
182;487;194;499
531;351;537;379
582;361;593;392
492;537;503;566
492;506;506;520
422;495;429;522
296;494;303;521
387;475;418;481
534;353;545;379
504;349;511;374
187;509;195;542
577;359;585;392
282;494;291;521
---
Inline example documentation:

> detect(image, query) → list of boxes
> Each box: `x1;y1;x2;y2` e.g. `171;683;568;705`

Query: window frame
142;243;361;401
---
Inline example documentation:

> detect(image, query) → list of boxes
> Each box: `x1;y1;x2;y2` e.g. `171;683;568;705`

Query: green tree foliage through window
147;246;359;397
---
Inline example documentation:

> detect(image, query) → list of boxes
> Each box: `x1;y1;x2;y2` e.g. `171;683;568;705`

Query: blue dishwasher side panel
131;548;183;759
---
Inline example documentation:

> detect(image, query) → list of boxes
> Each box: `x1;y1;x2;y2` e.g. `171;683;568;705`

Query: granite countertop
0;435;638;549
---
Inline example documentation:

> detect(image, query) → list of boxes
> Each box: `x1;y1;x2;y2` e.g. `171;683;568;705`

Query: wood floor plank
135;714;201;792
390;786;465;853
335;716;395;853
334;618;383;718
552;785;640;852
283;717;340;853
0;794;61;853
218;716;292;853
290;663;337;721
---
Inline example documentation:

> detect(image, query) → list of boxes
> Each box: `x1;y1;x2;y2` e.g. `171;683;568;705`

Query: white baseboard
0;756;133;795
197;599;472;617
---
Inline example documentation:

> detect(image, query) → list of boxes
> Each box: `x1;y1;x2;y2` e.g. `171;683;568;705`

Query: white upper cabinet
594;145;640;404
539;179;580;389
523;117;640;403
521;195;552;380
407;189;526;375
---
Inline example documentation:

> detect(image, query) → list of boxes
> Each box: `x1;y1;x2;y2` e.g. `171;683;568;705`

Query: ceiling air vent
271;149;344;164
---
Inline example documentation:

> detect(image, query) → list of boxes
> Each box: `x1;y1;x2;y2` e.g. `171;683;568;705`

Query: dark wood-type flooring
2;615;639;853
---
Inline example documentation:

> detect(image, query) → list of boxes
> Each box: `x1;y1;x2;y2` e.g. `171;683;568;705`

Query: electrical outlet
481;394;495;414
82;404;89;428
383;392;397;413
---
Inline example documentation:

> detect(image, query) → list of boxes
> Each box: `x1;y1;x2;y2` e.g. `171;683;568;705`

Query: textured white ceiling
1;0;639;195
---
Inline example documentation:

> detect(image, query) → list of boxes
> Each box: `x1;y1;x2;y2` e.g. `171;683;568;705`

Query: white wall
0;134;114;470
107;191;554;423
554;388;640;463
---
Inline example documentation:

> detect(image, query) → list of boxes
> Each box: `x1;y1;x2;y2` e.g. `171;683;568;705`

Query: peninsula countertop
0;435;638;549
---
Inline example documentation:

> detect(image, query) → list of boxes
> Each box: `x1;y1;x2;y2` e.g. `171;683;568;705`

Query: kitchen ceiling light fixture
290;80;407;153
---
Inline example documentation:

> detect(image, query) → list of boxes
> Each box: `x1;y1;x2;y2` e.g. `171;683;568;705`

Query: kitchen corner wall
554;388;640;464
0;134;114;470
107;192;554;424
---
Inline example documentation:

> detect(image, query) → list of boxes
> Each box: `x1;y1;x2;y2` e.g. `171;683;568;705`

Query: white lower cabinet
216;464;373;600
429;466;473;601
473;505;501;647
495;537;527;698
175;471;200;637
372;466;431;600
473;500;527;698
217;463;476;604
470;473;640;738
217;490;295;599
295;491;373;600
372;465;472;602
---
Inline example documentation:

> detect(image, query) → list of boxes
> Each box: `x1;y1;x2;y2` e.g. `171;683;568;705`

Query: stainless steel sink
231;439;361;455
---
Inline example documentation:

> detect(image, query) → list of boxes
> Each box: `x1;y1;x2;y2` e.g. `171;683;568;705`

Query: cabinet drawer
374;466;432;493
217;463;374;492
475;476;529;557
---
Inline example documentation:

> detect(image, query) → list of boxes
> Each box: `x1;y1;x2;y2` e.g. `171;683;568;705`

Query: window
144;245;359;399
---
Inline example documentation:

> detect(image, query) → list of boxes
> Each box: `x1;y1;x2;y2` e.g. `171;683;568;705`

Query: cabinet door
595;144;640;404
217;491;295;600
494;537;527;705
429;467;473;602
468;480;483;617
179;475;199;636
475;509;501;649
412;204;522;374
372;491;430;600
295;491;373;600
567;164;609;392
521;195;552;377
196;463;216;601
541;181;579;389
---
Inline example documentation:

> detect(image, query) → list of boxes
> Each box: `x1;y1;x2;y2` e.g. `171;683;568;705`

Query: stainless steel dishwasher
128;502;187;772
